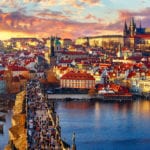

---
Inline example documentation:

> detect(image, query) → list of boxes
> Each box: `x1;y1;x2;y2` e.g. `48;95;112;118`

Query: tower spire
124;20;128;36
129;17;136;36
124;20;128;30
130;17;135;27
139;19;142;28
132;17;134;26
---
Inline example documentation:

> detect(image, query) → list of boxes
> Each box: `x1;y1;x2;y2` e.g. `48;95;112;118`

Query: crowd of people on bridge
26;79;61;150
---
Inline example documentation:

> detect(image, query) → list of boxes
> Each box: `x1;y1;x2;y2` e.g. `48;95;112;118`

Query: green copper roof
55;39;61;45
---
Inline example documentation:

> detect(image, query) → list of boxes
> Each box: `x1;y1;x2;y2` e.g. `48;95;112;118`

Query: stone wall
5;90;27;150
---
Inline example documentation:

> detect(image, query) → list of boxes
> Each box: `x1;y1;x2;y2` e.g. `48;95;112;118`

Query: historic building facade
75;35;124;49
60;71;95;89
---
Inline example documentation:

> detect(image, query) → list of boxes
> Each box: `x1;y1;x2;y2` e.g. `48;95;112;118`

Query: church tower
50;36;55;57
86;37;90;47
129;18;136;36
123;20;130;47
54;37;61;51
123;20;128;36
117;44;122;58
49;36;57;67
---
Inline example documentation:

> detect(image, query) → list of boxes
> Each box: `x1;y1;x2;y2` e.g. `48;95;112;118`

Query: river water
56;100;150;150
0;110;12;150
0;100;150;150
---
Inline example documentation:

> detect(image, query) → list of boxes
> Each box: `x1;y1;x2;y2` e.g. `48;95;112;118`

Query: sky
0;0;150;40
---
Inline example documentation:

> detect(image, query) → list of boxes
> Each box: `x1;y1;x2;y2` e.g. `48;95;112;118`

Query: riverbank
47;93;149;101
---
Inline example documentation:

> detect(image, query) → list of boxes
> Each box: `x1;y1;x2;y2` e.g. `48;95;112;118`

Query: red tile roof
12;76;20;82
134;34;150;39
59;59;72;64
127;71;136;78
19;75;26;80
109;83;121;92
7;65;28;71
0;70;4;75
62;51;86;55
108;72;117;78
61;71;95;80
146;70;150;76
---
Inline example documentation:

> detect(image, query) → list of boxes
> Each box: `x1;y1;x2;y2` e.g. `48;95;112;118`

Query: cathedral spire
139;19;142;29
130;17;135;27
124;20;128;36
129;17;136;36
124;20;128;30
132;17;134;26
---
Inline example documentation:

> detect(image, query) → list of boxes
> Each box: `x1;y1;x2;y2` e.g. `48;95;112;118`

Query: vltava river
0;111;12;150
56;100;150;150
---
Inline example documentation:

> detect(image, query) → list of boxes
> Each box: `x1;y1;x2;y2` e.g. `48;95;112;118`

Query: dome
55;39;61;46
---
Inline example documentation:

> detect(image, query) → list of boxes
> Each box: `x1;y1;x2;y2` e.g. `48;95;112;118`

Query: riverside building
60;71;95;89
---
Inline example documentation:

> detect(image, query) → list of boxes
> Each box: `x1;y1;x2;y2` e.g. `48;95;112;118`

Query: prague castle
124;18;150;48
75;18;150;49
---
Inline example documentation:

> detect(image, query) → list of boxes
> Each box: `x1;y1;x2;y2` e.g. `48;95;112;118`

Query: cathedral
123;18;150;48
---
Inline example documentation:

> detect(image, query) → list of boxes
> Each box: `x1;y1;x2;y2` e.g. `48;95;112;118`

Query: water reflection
56;100;150;150
61;101;93;110
94;102;100;128
0;111;12;150
94;102;100;120
133;100;150;118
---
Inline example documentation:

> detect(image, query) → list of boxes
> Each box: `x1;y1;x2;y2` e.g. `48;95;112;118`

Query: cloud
85;14;97;20
23;0;56;4
1;4;149;40
118;7;150;20
0;10;107;39
84;13;103;23
103;7;150;33
80;0;101;5
117;7;150;29
37;10;69;20
60;0;101;9
0;0;17;8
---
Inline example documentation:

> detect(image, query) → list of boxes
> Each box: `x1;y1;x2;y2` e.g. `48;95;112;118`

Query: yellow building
75;35;124;48
139;80;150;93
60;38;72;48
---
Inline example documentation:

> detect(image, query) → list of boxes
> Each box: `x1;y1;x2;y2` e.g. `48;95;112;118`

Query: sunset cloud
0;0;150;40
85;14;97;20
0;10;106;39
80;0;101;5
37;10;69;20
118;7;150;21
105;7;150;33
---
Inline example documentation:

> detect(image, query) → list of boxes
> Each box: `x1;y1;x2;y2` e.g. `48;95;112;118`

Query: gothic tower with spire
123;20;128;37
49;36;57;67
129;17;136;37
50;36;55;57
123;20;130;47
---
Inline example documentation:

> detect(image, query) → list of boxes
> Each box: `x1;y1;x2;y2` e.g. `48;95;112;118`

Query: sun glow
0;31;38;40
